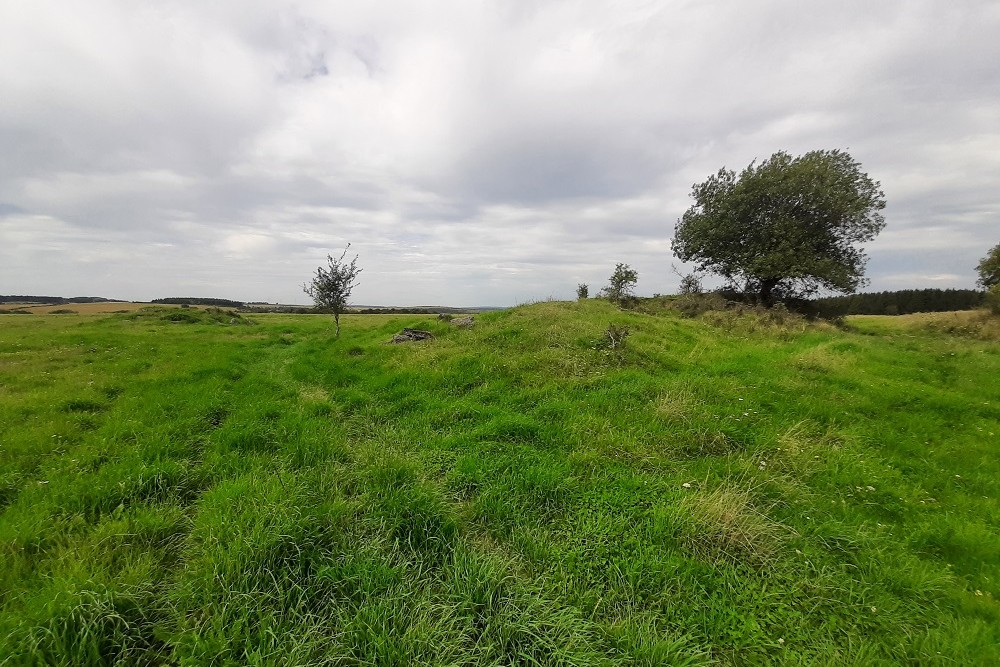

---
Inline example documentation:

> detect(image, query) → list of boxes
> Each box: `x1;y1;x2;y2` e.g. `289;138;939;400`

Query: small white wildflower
866;486;876;492
871;606;877;612
682;482;692;489
778;638;785;645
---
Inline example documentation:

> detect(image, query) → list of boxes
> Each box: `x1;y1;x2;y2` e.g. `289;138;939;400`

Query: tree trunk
759;278;779;308
334;312;341;338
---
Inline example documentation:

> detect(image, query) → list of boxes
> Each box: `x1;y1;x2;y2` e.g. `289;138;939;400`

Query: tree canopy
977;243;1000;289
303;244;362;337
672;149;886;305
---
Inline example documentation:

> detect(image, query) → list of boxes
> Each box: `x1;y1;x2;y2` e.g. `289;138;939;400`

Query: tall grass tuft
678;486;788;567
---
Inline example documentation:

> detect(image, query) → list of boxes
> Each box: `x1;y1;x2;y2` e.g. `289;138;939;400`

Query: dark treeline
814;289;984;317
0;295;119;304
151;297;245;308
0;295;67;304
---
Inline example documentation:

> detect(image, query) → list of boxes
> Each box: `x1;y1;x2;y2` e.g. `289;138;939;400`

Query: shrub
678;273;702;295
303;244;362;338
604;324;630;350
988;285;1000;316
673;293;730;318
600;263;638;307
679;486;787;566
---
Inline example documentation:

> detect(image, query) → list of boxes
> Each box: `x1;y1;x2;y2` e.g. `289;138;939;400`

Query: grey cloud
0;203;26;217
2;0;999;305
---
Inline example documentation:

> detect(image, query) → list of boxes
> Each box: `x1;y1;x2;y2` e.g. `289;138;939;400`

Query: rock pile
390;328;434;343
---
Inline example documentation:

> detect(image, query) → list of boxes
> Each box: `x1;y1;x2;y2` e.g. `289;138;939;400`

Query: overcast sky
1;1;998;305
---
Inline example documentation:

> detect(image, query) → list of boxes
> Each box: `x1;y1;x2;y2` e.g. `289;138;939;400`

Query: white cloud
2;0;999;304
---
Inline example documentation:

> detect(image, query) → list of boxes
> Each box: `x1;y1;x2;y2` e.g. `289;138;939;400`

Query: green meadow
0;302;998;665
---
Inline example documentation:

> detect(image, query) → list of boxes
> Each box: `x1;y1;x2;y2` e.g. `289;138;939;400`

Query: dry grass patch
654;387;701;423
793;343;849;373
851;310;1000;341
679;486;788;567
298;385;331;403
778;420;843;457
918;310;1000;340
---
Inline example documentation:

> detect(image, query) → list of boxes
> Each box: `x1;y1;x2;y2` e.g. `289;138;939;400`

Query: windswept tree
979;243;1000;315
977;243;1000;289
576;283;589;300
673;150;886;306
304;244;362;338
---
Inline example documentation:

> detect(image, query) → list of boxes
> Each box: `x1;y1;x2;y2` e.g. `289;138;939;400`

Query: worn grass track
0;302;998;665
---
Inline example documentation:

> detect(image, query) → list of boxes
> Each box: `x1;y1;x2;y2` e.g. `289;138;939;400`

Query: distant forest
813;289;984;317
0;295;120;304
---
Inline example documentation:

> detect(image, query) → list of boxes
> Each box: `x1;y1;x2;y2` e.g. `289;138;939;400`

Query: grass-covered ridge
0;301;997;665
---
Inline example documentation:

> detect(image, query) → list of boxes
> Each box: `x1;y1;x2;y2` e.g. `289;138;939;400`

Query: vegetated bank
151;297;246;309
0;300;997;665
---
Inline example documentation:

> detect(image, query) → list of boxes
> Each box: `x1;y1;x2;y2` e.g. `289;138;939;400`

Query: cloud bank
2;0;998;304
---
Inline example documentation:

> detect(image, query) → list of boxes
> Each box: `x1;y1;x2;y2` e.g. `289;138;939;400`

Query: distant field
851;309;1000;339
9;302;156;314
0;303;997;665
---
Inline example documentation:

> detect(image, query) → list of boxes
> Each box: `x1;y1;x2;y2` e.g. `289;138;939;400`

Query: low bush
603;323;630;350
987;285;1000;316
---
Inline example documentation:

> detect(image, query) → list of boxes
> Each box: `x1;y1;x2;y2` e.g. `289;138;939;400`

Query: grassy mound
122;306;253;326
0;301;997;664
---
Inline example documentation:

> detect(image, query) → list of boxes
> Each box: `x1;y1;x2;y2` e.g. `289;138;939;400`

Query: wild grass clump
671;292;732;318
9;584;165;667
678;486;787;567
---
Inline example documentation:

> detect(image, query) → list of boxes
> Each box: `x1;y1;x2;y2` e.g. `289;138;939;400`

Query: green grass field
1;302;998;665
